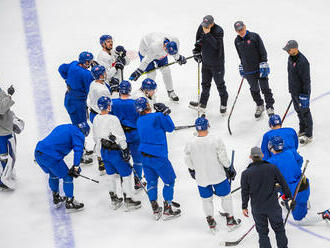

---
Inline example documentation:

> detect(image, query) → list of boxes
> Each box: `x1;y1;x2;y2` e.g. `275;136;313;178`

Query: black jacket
241;160;291;213
234;31;267;73
288;52;311;95
196;24;224;66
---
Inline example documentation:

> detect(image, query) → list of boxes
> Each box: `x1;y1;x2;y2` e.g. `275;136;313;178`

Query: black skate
109;192;123;210
206;216;217;234
255;104;265;119
80;156;93;164
84;149;93;156
52;192;66;208
226;215;241;231
124;196;141;211
163;201;181;221
168;90;179;102
65;197;84;212
189;101;206;113
220;105;227;116
266;107;274;116
98;157;106;176
134;176;146;191
151;201;163;221
320;209;330;221
0;183;9;191
299;136;313;145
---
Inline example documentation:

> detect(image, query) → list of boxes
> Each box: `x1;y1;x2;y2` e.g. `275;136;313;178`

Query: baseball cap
234;21;245;31
283;40;298;52
250;146;263;158
201;15;214;27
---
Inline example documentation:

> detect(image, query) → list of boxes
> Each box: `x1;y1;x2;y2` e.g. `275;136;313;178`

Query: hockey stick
197;60;201;117
231;186;241;194
227;78;245;135
284;159;309;225
281;100;293;123
141;55;194;75
78;174;99;184
174;124;196;131
220;224;255;246
229;150;235;185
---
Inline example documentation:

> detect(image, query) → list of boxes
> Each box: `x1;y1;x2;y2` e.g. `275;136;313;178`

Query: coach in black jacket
189;15;228;114
283;40;313;145
234;21;275;119
241;147;291;248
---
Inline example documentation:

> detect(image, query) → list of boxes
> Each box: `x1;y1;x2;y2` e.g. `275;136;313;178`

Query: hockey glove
284;197;296;211
115;57;125;71
115;46;127;58
176;55;187;65
154;103;171;115
68;165;81;178
239;64;245;77
129;68;143;81
192;48;202;63
298;94;310;108
90;60;99;67
7;85;15;96
188;168;196;179
121;147;131;162
109;77;120;93
224;166;237;181
259;62;270;78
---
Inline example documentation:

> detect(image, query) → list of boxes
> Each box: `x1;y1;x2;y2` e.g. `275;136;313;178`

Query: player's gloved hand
192;47;202;63
224;166;237;181
188;168;196;179
129;68;143;81
239;64;245;77
176;55;187;65
115;57;125;71
115;46;126;58
299;94;310;108
68;165;81;178
90;60;99;67
7;85;15;96
284;197;296;211
109;77;120;93
154;103;171;115
121;147;131;162
259;62;270;78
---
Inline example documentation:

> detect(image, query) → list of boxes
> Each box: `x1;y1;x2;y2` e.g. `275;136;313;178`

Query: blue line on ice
20;0;75;247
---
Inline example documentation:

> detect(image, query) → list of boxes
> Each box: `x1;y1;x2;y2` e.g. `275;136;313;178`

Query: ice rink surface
0;0;330;247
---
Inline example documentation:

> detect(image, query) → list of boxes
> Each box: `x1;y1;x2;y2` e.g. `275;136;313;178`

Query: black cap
201;15;214;27
283;40;298;52
234;21;245;31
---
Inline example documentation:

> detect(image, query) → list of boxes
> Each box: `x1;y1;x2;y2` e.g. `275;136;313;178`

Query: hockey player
283;40;313;145
111;81;145;190
0;86;24;190
58;51;95;164
97;35;130;96
131;78;157;110
267;136;329;224
234;21;275;119
241;146;291;248
34;122;90;210
87;65;112;175
135;97;180;220
93;96;141;210
184;116;240;232
190;15;229;114
129;32;187;101
261;114;298;160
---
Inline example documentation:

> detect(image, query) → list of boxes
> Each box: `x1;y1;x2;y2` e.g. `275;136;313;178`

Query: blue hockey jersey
261;127;298;160
137;112;175;157
35;124;85;166
58;61;94;99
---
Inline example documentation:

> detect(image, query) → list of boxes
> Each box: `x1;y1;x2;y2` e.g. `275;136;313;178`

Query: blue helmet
269;114;282;127
195;116;209;131
100;35;112;45
76;121;90;137
165;41;178;55
135;97;148;113
79;51;93;64
91;65;106;80
268;136;284;151
141;78;157;91
119;80;132;95
97;96;112;111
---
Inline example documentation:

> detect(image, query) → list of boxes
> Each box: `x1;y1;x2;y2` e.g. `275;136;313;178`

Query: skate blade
99;170;106;176
66;207;85;213
54;202;64;209
188;105;206;113
226;223;241;232
162;213;181;221
153;211;163;221
111;202;123;210
209;227;218;235
124;204;142;212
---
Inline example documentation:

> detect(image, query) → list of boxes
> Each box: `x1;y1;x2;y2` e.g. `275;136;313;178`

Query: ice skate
299;136;313;145
80;155;93;165
151;201;163;221
206;216;217;234
266;107;274;116
163;201;181;220
255;104;264;120
168;90;179;102
0;183;10;192
65;197;84;212
52;192;66;208
320;209;330;222
124;196;141;211
109;192;123;210
189;101;206;113
220;105;227;116
226;215;241;231
134;176;146;192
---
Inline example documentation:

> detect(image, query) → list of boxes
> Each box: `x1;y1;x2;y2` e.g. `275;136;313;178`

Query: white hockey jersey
131;89;157;111
87;81;112;113
184;134;230;187
138;32;180;71
92;114;127;156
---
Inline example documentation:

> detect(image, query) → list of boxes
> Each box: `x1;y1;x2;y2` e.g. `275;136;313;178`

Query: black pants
200;63;228;107
245;74;274;109
252;208;288;248
291;94;313;137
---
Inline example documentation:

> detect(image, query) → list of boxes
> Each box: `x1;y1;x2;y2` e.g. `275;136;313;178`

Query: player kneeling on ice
93;96;141;211
135;97;181;220
34;122;90;211
184;116;240;232
267;136;330;224
261;114;299;160
131;78;157;110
